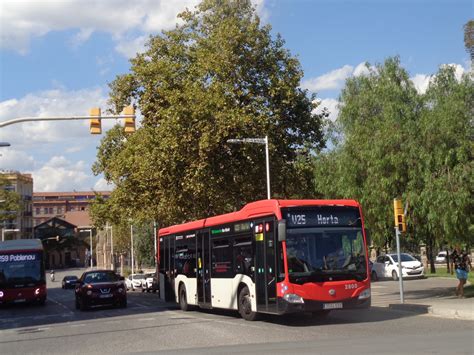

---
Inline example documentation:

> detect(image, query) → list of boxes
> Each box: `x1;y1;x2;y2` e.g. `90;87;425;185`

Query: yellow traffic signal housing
393;198;406;232
89;107;102;134
123;106;135;134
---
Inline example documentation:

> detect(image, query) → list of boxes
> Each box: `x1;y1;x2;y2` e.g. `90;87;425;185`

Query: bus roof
159;199;360;236
0;239;44;252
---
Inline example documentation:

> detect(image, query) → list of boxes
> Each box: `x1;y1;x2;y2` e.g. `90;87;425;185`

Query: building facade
33;191;110;227
1;172;33;240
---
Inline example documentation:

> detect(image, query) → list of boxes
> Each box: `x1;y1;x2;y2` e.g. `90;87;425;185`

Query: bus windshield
286;227;367;283
0;251;44;287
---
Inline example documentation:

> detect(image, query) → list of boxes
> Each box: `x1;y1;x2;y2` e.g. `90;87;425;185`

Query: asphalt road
0;269;472;354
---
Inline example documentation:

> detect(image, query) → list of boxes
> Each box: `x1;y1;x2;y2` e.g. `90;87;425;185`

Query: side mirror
278;219;286;242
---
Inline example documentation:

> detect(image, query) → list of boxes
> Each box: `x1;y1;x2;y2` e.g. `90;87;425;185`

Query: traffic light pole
0;113;135;128
395;226;405;303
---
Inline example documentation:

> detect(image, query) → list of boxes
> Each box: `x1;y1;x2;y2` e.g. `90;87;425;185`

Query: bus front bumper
277;295;371;314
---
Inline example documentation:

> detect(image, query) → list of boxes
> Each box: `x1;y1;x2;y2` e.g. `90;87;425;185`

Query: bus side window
233;236;253;277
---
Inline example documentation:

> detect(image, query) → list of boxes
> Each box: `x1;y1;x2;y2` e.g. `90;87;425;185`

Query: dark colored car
62;275;78;289
75;270;127;310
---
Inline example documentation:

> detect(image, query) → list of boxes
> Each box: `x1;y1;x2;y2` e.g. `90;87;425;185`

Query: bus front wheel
179;285;189;312
238;286;259;321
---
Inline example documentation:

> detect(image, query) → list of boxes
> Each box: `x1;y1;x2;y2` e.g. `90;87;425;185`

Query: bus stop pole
395;227;405;303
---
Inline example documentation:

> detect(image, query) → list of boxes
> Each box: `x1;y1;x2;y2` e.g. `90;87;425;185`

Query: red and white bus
0;239;47;305
158;199;371;320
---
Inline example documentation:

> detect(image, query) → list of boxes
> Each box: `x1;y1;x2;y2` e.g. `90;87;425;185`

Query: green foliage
0;175;21;223
92;0;325;227
314;58;473;252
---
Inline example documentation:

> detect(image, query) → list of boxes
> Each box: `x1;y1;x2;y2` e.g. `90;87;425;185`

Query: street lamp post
1;228;20;241
130;224;134;278
227;136;271;199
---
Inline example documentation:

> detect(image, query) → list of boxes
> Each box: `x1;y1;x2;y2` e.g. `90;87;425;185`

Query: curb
389;303;474;321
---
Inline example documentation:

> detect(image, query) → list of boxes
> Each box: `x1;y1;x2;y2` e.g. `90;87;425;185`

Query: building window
36;208;41;215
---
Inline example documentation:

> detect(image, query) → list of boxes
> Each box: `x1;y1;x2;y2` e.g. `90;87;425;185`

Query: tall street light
83;229;94;269
227;136;271;199
130;224;135;278
2;228;20;241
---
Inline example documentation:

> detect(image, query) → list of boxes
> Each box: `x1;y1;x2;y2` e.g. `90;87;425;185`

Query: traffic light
89;107;101;134
393;198;406;233
123;106;135;134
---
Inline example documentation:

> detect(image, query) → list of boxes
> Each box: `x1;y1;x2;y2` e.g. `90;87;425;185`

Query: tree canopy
91;0;326;227
314;57;473;261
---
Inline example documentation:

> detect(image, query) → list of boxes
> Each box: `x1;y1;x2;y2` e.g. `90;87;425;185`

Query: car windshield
0;251;44;287
134;274;145;279
84;272;120;283
286;227;367;282
391;254;416;262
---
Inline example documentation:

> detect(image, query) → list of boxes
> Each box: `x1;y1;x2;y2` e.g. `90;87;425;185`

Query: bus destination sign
283;206;361;228
0;253;37;263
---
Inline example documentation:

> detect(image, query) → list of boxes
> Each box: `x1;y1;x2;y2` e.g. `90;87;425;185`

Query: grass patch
426;266;474;298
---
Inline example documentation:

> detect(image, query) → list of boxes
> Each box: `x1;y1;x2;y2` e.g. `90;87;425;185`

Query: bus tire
238;286;259;321
179;285;189;312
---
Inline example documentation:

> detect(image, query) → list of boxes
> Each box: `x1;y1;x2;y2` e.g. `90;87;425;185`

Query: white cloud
314;98;339;122
302;65;354;92
410;64;466;94
93;177;115;191
1;0;267;57
114;35;149;59
0;149;36;172
0;87;109;148
411;74;432;94
31;156;92;192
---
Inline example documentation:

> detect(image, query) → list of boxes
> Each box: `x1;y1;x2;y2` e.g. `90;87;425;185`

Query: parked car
372;253;424;281
435;251;448;263
368;260;376;281
125;274;146;291
75;270;127;310
62;275;78;289
142;272;159;293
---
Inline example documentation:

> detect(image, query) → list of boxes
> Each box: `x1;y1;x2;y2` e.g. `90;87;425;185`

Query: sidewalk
381;278;474;321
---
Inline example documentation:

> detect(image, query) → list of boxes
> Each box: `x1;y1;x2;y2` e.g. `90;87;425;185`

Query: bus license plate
99;294;113;298
323;302;343;310
14;299;26;303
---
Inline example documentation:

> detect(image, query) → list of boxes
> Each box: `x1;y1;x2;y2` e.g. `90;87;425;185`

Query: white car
141;273;158;292
435;251;447;263
125;274;146;291
371;253;424;281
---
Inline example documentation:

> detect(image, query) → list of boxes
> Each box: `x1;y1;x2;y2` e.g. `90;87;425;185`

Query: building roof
63;211;92;228
33;191;111;197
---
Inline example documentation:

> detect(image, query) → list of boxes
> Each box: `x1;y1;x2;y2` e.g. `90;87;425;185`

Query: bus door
254;218;277;313
197;230;211;308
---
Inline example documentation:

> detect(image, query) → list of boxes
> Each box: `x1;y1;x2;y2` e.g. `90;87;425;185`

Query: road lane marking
47;297;74;315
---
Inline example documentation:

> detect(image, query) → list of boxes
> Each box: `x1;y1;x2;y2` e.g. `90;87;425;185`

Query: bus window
212;239;232;278
233;236;253;277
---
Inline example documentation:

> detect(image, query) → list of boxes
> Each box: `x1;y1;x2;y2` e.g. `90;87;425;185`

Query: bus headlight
35;288;41;295
358;288;371;300
0;291;3;298
283;293;304;304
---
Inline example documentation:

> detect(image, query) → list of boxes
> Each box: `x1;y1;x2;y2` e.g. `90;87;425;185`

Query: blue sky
0;0;471;192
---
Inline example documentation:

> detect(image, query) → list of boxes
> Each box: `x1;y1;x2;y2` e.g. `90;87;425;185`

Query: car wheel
392;270;399;281
179;285;189;312
79;298;88;311
371;271;378;282
238;286;259;321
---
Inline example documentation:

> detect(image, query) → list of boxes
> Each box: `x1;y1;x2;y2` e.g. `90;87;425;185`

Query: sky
0;0;471;192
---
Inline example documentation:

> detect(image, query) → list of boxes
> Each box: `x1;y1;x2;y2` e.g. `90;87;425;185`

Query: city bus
0;239;47;305
158;199;371;320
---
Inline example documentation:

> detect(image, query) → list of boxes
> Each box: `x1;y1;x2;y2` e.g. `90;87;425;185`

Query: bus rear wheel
238;286;259;321
179;285;189;312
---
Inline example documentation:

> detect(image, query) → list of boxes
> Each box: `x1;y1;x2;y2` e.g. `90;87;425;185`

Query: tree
314;58;473;272
464;20;474;64
408;65;474;271
92;0;326;227
0;174;21;228
314;57;420;250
